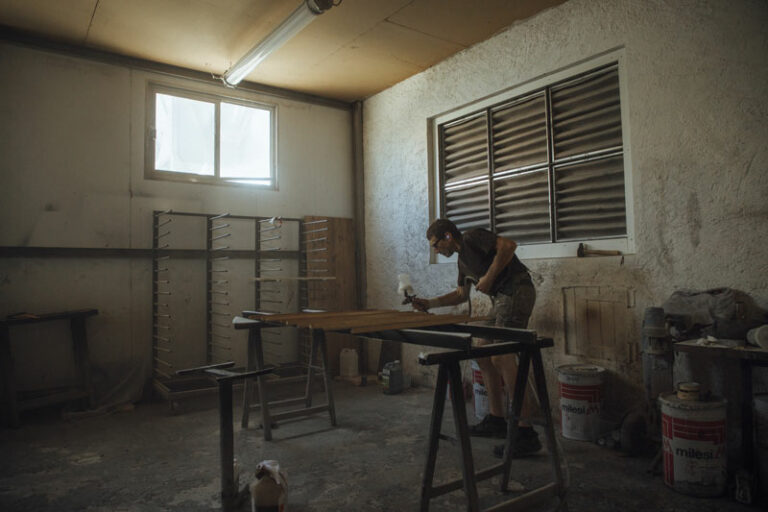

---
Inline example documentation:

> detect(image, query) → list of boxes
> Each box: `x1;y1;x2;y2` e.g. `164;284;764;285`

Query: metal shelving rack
299;218;330;364
151;210;303;412
207;213;232;365
151;210;173;382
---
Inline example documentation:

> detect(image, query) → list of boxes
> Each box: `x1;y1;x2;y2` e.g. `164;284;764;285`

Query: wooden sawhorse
1;309;98;428
362;324;567;512
232;315;336;440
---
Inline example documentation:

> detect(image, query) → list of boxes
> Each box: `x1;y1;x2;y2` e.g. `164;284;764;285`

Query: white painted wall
363;0;768;411
0;42;354;403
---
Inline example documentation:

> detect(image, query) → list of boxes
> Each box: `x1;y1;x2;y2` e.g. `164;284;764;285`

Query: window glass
155;93;215;175
220;103;271;180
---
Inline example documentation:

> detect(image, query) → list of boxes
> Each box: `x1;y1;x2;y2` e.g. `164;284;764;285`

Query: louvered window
437;64;626;245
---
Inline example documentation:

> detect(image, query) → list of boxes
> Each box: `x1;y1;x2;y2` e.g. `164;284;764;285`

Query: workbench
233;309;567;512
1;309;98;428
674;339;768;501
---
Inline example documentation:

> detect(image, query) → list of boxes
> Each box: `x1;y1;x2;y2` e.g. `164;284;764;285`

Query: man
411;218;540;458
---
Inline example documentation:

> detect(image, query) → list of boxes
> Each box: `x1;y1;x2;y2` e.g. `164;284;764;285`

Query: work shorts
491;277;536;329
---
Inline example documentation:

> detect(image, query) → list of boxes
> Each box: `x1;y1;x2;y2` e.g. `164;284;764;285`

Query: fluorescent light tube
223;0;334;86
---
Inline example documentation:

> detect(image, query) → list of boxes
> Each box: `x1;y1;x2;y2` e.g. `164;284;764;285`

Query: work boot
469;414;507;438
493;427;542;458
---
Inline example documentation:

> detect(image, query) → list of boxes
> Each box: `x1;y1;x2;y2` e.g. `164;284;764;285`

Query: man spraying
411;218;541;458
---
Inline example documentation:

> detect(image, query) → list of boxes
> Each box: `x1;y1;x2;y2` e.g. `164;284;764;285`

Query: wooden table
1;309;98;427
234;309;567;512
674;339;768;500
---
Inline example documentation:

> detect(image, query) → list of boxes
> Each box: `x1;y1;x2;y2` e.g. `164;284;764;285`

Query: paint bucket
557;364;605;441
471;360;488;420
754;394;768;499
659;391;727;497
470;360;507;420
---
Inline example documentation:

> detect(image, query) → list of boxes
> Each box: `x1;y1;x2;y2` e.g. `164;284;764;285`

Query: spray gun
398;274;417;305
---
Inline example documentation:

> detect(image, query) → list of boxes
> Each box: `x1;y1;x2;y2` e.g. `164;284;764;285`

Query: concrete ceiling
0;0;565;103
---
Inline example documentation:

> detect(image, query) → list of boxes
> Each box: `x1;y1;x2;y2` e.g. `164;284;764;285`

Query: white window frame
429;49;634;262
145;82;277;188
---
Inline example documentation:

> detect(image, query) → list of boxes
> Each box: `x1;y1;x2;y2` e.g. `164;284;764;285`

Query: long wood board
245;309;488;333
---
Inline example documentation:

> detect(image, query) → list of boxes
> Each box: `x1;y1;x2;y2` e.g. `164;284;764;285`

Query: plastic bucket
557;364;605;441
659;392;727;497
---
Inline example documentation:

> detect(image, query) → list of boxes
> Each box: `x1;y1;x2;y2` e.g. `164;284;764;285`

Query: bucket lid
556;363;605;376
658;391;727;410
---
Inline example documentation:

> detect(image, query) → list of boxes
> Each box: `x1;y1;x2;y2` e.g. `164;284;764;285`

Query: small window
433;57;633;258
146;84;275;187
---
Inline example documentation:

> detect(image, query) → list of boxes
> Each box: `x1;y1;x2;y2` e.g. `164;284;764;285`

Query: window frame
144;82;278;189
429;50;634;262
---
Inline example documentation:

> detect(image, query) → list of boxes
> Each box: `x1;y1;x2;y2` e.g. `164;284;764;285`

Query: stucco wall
0;42;354;403
362;0;768;413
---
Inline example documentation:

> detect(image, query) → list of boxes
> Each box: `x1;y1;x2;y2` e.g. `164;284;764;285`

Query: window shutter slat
555;156;626;240
491;96;547;172
551;68;622;159
445;181;490;231
493;170;550;243
440;114;489;189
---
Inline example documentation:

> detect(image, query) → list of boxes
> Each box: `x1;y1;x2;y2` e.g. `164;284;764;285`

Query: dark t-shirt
457;229;529;296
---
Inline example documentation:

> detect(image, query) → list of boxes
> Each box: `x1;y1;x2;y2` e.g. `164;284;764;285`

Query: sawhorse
232;315;336;440
399;329;568;511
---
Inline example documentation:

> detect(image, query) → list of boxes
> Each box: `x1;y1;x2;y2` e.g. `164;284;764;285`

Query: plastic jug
340;348;359;378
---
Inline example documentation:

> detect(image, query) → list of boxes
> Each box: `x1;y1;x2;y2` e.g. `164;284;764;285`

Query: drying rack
150;210;303;411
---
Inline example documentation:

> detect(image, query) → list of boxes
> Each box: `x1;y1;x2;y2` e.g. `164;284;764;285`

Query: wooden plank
245;309;479;333
484;482;557;512
586;299;602;359
600;300;615;361
574;287;588;357
269;311;404;328
244;309;393;323
251;276;336;281
562;287;575;355
349;315;479;334
2;309;98;326
306;312;465;331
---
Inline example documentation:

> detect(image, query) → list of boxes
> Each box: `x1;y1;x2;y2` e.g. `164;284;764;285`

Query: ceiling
0;0;565;103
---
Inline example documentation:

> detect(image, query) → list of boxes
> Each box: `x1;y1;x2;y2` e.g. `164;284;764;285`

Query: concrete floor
0;381;756;512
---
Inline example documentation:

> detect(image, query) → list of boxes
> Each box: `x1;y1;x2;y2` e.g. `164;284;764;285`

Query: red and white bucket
557;364;605;441
470;360;506;420
659;392;727;497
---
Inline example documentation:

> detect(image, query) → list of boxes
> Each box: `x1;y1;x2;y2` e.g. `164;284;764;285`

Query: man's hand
411;297;430;312
476;274;493;294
